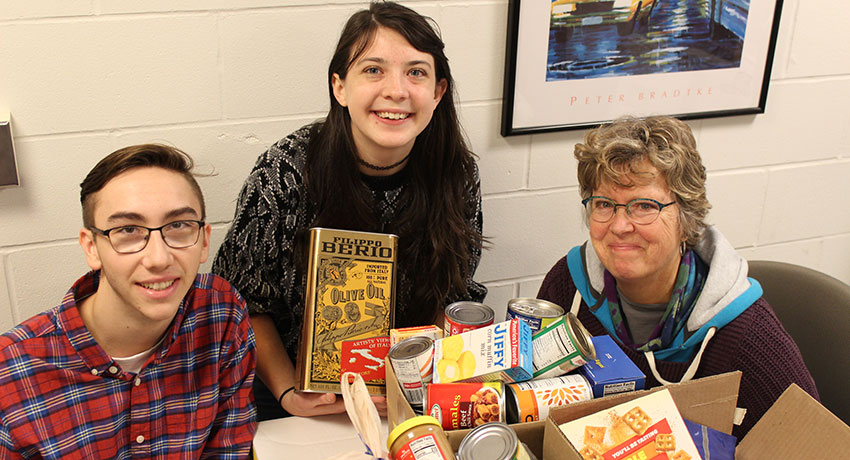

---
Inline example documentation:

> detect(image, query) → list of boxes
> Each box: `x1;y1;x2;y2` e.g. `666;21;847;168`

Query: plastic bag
331;372;389;460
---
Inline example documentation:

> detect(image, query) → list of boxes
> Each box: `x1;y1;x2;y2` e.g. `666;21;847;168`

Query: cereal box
296;228;397;395
558;388;701;460
432;319;533;384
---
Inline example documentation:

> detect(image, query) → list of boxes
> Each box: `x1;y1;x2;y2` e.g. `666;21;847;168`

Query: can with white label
531;313;596;379
388;336;434;411
506;298;564;334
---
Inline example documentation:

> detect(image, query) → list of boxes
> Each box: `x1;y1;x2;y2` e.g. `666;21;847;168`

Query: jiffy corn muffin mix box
432;319;533;384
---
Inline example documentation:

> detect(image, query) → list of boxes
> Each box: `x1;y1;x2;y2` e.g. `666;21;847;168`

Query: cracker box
559;388;701;460
389;325;443;346
295;228;397;395
433;319;533;384
579;335;646;398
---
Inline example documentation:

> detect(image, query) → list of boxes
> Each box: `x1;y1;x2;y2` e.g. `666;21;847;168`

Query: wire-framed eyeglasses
89;220;205;254
582;196;676;225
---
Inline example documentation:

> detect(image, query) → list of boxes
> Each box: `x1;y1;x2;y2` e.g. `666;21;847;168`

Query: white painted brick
741;236;850;286
0;136;113;247
100;0;372;15
105;117;315;225
479;191;586;282
528;129;585;190
461;103;529;194
518;278;545;299
768;0;797;80
759;161;850;244
219;7;355;119
441;3;508;102
480;282;515;321
0;16;220;136
785;0;850;78
698;79;850;171
202;222;231;274
740;241;824;270
0;1;93;20
0;257;14;332
7;244;89;325
819;235;850;283
704;170;769;247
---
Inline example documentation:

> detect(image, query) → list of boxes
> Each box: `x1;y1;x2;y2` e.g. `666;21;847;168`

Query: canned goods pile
387;298;608;459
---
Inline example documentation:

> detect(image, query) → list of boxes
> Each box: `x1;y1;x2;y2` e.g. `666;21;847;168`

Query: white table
253;413;389;460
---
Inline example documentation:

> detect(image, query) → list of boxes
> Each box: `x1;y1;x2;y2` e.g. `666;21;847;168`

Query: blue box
579;335;645;398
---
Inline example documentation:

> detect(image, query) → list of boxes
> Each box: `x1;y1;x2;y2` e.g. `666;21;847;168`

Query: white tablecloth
253;413;388;460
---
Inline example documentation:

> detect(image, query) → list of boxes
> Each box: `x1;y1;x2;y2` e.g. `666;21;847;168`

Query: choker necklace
357;153;410;171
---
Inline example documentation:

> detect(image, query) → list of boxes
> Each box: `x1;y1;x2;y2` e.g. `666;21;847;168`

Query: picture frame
501;0;784;136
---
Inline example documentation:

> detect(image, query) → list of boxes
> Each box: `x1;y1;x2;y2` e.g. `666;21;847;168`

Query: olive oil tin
296;227;397;395
506;298;565;334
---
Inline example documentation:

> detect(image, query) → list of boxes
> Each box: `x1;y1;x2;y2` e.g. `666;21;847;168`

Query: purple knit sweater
537;254;819;440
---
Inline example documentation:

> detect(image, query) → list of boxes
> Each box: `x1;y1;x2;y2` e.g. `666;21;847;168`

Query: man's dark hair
80;144;205;227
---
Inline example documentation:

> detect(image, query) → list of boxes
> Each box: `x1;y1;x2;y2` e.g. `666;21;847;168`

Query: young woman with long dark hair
213;1;487;420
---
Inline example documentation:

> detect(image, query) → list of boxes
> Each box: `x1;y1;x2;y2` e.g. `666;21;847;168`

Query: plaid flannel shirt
0;271;257;459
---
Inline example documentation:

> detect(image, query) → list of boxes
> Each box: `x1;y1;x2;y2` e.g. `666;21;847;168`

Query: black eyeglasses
89;220;205;254
582;196;676;225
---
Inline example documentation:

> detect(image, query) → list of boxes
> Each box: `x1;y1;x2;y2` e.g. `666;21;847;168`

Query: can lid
388;336;434;360
565;312;596;361
445;302;495;325
457;422;518;460
387;415;442;449
508;298;565;318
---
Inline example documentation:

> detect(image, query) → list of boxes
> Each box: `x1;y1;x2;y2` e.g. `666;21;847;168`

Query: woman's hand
371;396;388;417
281;391;388;417
281;390;346;417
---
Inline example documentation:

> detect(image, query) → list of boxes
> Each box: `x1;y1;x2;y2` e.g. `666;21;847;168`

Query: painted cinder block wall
1;0;848;330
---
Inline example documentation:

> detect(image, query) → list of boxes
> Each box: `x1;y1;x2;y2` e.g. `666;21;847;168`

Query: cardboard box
542;372;850;459
386;356;545;459
580;335;645;398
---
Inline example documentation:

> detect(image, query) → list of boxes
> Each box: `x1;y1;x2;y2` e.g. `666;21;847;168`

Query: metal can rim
564;312;596;361
445;301;495;326
507;297;565;318
457;422;519;460
388;336;434;360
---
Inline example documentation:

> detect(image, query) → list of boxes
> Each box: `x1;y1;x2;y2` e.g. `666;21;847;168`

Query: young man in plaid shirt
0;145;257;459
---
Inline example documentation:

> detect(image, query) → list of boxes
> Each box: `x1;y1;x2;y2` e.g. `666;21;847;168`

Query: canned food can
426;382;504;430
389;336;435;411
506;298;565;334
505;374;592;423
531;313;596;380
444;302;495;336
387;415;457;460
457;422;532;460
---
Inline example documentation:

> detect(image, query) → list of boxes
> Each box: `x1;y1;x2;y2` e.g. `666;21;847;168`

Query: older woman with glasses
538;116;818;439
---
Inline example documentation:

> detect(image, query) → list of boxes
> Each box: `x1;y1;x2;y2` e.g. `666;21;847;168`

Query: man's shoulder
0;308;64;385
0;308;61;350
188;273;248;314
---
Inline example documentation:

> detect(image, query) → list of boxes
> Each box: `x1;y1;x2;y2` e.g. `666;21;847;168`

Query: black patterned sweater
212;125;487;362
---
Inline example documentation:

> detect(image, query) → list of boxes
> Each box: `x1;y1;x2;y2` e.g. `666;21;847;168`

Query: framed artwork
501;0;784;135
